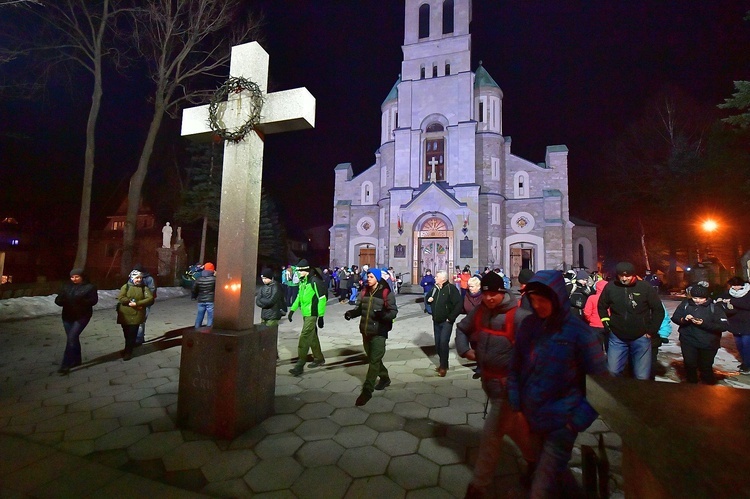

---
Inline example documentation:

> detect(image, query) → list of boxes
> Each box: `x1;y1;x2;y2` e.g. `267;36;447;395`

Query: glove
317;317;324;328
661;337;669;345
373;310;384;321
288;311;294;322
344;311;352;321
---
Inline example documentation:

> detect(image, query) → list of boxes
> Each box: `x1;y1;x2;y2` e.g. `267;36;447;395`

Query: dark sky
2;1;750;235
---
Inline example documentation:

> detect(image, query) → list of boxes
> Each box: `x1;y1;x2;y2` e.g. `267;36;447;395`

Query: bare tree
119;0;260;274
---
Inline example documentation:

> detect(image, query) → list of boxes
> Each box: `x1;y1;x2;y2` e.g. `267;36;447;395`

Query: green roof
382;76;401;105
474;62;500;89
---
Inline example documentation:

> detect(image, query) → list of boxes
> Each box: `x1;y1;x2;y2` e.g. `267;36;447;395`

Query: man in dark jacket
55;268;99;374
192;262;216;329
426;270;463;376
256;267;284;326
344;268;398;406
508;270;607;497
598;261;665;379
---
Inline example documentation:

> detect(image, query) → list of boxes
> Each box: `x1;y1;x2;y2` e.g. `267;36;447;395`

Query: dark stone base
176;324;278;439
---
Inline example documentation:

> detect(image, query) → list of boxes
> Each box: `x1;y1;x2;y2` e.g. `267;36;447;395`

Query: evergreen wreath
207;76;264;143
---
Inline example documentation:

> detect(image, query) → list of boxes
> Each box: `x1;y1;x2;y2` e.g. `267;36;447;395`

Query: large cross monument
177;42;315;438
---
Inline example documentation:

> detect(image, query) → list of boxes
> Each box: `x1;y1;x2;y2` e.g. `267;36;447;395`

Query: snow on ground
0;287;190;323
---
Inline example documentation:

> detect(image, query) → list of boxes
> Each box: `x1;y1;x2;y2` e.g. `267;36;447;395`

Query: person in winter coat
463;276;483;314
54;268;98;375
344;268;398;406
131;264;156;346
288;259;327;377
427;270;463;376
192;262;216;329
650;303;673;380
598;262;665;380
716;276;750;373
455;272;537;497
117;270;154;360
419;269;436;314
507;270;608;497
338;267;351;303
583;279;608;352
671;283;729;384
256;267;284;326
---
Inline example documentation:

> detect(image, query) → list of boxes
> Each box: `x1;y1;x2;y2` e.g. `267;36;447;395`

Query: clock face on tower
357;217;376;236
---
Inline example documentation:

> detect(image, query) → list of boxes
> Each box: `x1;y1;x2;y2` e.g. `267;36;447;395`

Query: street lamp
699;218;718;261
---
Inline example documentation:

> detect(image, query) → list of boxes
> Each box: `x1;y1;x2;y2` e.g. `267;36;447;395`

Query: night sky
2;1;750;236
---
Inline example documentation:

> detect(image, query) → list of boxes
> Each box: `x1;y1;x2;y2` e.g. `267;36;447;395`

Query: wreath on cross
207;76;264;143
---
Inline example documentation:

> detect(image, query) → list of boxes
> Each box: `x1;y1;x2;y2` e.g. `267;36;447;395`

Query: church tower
330;1;596;285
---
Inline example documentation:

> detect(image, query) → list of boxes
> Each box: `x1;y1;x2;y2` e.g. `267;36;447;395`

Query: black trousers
680;343;718;385
121;324;139;354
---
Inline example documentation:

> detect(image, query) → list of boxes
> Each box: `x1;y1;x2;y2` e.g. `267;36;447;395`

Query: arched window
442;0;454;34
514;171;530;198
578;244;585;268
432;65;438;78
420;65;426;80
361;181;373;204
424;123;445;182
419;4;430;39
445;62;451;75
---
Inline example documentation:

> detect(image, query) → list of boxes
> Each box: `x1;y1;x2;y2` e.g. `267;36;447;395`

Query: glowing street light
702;219;718;233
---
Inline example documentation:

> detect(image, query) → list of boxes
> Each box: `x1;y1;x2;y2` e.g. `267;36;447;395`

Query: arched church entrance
412;216;454;280
358;245;375;269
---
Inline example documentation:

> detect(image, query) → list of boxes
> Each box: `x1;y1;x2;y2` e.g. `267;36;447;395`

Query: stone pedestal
157;247;172;277
177;325;278;439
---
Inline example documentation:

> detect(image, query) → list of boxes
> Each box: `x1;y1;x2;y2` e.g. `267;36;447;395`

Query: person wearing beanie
598;261;664;380
419;269;436;314
426;270;463;377
507;270;607;497
288;260;328;376
130;264;156;346
716;277;750;373
517;269;535;289
456;270;538;497
256;267;284;327
344;268;398;406
192;262;216;330
54;268;98;374
671;284;728;384
117;270;154;361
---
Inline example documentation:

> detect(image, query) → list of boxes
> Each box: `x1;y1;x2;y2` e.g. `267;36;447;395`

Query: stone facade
329;0;597;286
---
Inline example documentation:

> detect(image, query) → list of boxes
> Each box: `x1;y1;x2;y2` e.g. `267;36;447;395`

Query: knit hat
518;268;534;285
481;271;506;292
297;259;310;271
70;268;85;277
203;262;215;271
691;284;710;298
368;268;382;281
615;262;635;276
129;269;143;280
260;267;273;279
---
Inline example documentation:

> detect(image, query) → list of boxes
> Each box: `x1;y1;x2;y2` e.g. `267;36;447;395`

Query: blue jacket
420;274;436;295
507;270;608;433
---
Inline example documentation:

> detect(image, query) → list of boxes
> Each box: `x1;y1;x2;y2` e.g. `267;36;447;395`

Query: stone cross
428;156;439;182
181;42;315;330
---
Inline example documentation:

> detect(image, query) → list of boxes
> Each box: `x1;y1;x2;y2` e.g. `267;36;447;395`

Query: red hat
203;262;215;271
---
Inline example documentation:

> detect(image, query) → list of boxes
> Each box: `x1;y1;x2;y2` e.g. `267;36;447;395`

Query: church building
329;0;597;286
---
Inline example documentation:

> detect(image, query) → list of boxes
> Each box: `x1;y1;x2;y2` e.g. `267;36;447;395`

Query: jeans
136;306;150;344
424;292;432;314
195;302;214;328
433;320;454;369
531;426;582;498
294;316;324;369
735;334;750;367
607;334;651;380
681;343;718;384
362;335;388;394
61;317;91;368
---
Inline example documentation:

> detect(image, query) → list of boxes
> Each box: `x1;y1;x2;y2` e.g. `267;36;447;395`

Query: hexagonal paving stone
42;391;92;407
274;395;305;414
338;446;390;477
449;396;485;414
114;388;156;402
365;412;406;432
294;418;340;441
403;418;443;439
324;379;361;393
244;456;303;493
254;432;304;459
429;406;468;425
291;465;352;499
330;407;369;426
162;439;221;471
435;384;467;398
201;449;258;482
127;430;184;460
64;418;119;441
415;392;449;408
344;475;405;498
138;394;177;408
295;440;345;467
374;430;419;456
393;401;430;419
358;395;395;414
333;425;378;448
9;405;65;426
91;401;141;419
93;425;149;451
297;388;331;403
418;436;467;465
439;463;474;497
387;454;440;490
261;413;302;434
297;401;335;420
35;411;91;433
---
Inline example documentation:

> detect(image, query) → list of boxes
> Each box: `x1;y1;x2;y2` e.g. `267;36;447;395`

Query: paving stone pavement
10;290;737;497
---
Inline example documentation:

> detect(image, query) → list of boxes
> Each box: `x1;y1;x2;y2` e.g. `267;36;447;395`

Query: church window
395;111;398;128
420;65;426;79
419;4;430;39
578;244;585;268
112;221;124;231
426;123;444;133
442;0;454;34
514;171;530;198
491;157;500;180
432;65;438;78
478;102;484;123
424;138;445;181
491;203;501;225
445;62;450;75
361;181;374;204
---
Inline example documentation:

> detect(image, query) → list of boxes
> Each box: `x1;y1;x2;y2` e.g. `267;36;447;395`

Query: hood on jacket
594;279;607;294
524;270;571;325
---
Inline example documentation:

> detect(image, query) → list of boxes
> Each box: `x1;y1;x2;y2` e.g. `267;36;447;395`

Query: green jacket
290;275;326;317
116;283;154;326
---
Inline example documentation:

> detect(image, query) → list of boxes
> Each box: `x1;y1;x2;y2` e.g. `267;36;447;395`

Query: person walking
671;283;728;384
344;268;398;406
456;272;537;497
598;262;664;380
582;278;609;352
131;264;156;346
717;276;750;373
54;268;98;375
420;269;436;314
116;270;154;361
288;260;327;376
192;262;216;329
256;267;285;327
508;270;608;497
426;270;462;377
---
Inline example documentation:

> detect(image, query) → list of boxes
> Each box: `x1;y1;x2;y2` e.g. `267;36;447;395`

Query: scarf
730;283;750;298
